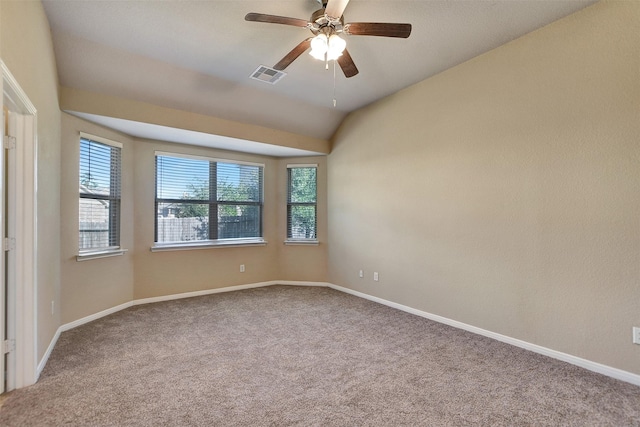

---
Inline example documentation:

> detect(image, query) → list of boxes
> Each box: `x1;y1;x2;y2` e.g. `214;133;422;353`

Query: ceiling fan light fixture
327;34;346;60
309;50;326;60
310;33;346;61
245;0;411;78
309;34;328;59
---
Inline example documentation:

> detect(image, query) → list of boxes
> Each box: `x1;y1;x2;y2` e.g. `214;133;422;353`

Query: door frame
1;60;38;390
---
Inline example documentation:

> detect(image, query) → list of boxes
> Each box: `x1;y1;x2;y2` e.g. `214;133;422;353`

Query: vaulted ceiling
42;0;597;155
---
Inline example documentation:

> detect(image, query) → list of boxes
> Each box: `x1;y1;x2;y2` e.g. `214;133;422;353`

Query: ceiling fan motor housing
310;8;344;34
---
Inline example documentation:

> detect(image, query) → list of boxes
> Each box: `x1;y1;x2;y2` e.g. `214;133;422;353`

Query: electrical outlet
359;270;364;278
51;300;55;315
633;327;640;345
373;272;379;282
240;264;245;273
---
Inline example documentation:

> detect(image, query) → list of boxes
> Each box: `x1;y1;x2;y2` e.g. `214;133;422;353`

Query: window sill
284;239;319;246
151;238;267;252
76;248;128;262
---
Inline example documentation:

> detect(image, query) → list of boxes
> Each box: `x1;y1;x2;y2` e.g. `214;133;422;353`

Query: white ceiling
42;0;597;155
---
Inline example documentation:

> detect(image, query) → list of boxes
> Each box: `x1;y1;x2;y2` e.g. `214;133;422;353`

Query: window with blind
79;136;122;252
155;153;264;244
287;165;317;241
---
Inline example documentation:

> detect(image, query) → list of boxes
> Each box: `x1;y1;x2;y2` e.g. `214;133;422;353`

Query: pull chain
332;60;337;108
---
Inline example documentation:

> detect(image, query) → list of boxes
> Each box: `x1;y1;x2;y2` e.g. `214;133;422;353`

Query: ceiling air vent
250;66;286;85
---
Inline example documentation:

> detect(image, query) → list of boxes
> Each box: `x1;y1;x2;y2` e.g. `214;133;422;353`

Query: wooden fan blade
274;38;313;71
337;48;359;78
325;0;350;20
344;22;412;38
245;12;310;28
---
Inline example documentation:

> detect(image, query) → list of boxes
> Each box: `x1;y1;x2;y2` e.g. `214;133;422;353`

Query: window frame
153;151;266;251
77;132;126;260
286;164;318;244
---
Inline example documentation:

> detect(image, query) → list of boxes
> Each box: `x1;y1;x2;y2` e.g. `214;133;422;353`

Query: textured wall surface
132;139;280;299
328;1;640;374
60;114;327;324
58;117;328;320
59;87;331;155
59;113;135;323
1;0;62;361
276;156;328;282
131;138;328;299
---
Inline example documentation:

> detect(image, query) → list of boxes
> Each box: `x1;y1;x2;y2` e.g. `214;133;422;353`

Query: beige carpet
1;285;639;426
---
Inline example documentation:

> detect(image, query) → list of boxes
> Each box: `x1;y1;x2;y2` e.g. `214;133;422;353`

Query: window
287;165;317;241
79;135;122;252
155;153;264;245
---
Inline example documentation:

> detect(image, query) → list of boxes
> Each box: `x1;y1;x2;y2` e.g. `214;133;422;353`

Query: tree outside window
287;166;317;240
155;155;263;243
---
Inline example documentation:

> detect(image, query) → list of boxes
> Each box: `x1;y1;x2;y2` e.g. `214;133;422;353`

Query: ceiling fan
245;0;412;78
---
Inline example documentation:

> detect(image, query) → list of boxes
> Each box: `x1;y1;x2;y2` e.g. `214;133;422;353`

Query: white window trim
284;239;319;245
287;163;318;169
286;164;318;243
76;248;128;262
80;132;123;149
155;150;264;168
151;238;267;252
78;136;123;254
154;152;265;246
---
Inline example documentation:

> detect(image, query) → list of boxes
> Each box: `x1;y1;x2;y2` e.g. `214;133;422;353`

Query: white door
3;110;19;393
0;107;6;394
0;108;20;394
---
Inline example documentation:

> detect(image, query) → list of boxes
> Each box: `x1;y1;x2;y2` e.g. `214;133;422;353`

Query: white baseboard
38;281;640;388
36;327;61;381
133;281;331;306
37;281;325;377
274;280;335;289
60;301;134;332
133;281;280;306
37;301;134;379
328;283;640;387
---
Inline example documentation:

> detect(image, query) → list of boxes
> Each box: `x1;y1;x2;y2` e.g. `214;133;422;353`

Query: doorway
1;61;37;393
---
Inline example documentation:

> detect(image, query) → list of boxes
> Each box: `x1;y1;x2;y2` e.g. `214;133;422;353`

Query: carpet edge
328;283;640;387
37;300;134;380
37;281;640;389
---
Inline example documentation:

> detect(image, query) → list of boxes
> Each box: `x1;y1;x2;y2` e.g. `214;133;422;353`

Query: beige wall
132;139;328;299
59;114;329;312
60;87;331;155
60;113;134;323
328;0;640;374
133;140;279;298
1;0;62;361
277;157;328;282
5;0;635;382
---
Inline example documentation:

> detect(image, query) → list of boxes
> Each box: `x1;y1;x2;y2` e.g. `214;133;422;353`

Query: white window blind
287;165;317;240
155;154;264;243
79;137;121;251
